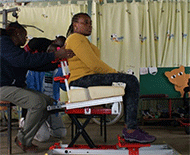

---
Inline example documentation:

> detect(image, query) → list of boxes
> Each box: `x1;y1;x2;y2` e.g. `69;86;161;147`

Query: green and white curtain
1;2;87;40
0;2;87;102
0;0;189;78
91;0;190;78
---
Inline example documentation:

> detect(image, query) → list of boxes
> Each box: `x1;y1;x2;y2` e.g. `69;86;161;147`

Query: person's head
6;22;27;46
66;13;92;38
53;36;66;47
46;43;60;53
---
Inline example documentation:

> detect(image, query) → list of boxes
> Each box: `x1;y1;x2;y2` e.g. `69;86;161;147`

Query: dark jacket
27;37;52;53
0;33;56;87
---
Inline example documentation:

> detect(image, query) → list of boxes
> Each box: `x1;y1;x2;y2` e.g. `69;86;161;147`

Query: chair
53;59;125;148
0;101;13;155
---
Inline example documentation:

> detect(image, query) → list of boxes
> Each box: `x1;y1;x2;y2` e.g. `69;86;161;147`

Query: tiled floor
0;121;190;155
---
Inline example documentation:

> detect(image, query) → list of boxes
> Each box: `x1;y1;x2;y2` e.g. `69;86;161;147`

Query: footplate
46;136;178;155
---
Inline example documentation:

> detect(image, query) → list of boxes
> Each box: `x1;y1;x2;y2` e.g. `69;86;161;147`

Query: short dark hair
7;22;25;29
54;35;66;47
47;43;60;53
6;22;25;36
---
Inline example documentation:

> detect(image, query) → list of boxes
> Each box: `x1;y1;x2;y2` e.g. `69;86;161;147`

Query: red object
54;74;70;83
51;58;68;64
57;47;61;51
177;118;190;127
24;44;31;52
65;108;112;115
116;136;150;155
24;44;43;54
49;143;61;150
49;136;151;155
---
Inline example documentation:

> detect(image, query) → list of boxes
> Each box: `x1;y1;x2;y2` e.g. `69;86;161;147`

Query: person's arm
28;38;52;52
2;36;55;68
66;34;117;74
2;36;74;69
29;62;59;71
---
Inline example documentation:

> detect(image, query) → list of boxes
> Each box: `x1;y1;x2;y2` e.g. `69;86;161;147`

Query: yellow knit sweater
66;33;117;83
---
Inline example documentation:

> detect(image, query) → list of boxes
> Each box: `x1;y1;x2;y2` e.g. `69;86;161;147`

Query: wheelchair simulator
46;59;179;155
0;8;186;155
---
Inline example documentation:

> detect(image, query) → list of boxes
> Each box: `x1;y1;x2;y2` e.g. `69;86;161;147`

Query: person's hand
55;45;75;59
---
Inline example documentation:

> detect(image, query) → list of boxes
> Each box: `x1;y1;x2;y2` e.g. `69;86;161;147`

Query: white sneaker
19;117;24;128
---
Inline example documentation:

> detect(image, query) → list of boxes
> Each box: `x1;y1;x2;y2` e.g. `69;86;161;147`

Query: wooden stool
0;101;12;155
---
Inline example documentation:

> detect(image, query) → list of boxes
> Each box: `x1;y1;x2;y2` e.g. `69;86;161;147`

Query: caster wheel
92;102;124;125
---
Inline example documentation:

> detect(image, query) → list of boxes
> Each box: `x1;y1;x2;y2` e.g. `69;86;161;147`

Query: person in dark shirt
21;36;66;118
0;22;74;153
24;35;66;54
20;37;67;142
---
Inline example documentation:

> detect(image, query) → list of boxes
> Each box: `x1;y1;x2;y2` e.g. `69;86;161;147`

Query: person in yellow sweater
65;12;156;143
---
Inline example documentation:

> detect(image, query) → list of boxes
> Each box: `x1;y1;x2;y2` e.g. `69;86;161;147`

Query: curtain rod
1;0;189;4
0;0;89;2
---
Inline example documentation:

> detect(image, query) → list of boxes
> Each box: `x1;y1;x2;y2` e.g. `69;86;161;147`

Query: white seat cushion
68;88;91;103
88;86;125;99
68;86;124;103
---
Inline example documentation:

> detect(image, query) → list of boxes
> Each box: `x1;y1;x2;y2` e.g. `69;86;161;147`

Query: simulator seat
49;59;125;148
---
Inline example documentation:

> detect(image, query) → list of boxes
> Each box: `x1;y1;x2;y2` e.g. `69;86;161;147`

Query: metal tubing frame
68;114;96;148
7;103;12;155
71;114;107;143
0;8;18;28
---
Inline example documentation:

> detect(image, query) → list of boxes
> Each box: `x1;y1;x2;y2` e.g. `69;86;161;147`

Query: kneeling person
22;39;67;142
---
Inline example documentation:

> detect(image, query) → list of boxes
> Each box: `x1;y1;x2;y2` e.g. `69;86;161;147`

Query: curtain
1;2;88;40
0;2;87;102
1;0;189;75
91;0;190;79
92;0;141;78
141;0;189;67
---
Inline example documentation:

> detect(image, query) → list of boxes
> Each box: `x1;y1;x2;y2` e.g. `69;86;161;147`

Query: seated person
21;39;67;142
65;13;156;143
0;22;74;153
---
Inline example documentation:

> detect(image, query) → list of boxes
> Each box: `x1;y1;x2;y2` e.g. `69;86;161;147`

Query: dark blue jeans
70;73;140;129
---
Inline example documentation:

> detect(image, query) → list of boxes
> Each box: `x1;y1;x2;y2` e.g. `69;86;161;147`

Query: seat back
60;60;70;92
